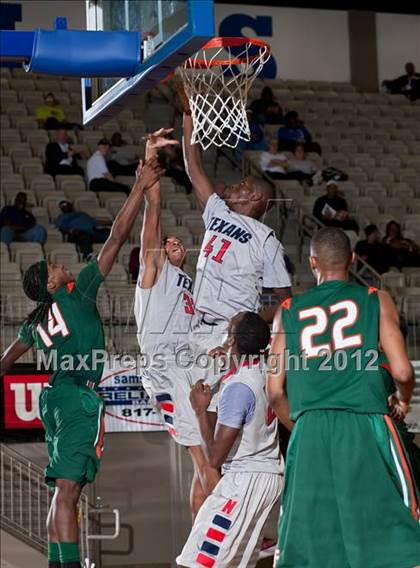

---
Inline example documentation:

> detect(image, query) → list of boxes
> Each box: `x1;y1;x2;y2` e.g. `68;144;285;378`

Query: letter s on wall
219;14;277;79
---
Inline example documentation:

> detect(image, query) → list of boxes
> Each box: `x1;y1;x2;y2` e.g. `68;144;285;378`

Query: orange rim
183;36;270;69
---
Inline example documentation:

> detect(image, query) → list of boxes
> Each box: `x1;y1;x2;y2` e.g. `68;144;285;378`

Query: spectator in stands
36;93;65;130
260;139;289;179
158;143;192;194
249;86;283;124
383;220;420;268
313;181;359;233
107;132;138;177
382;62;420;102
0;192;46;244
354;224;393;274
87;139;130;195
45;129;84;177
55;200;110;259
35;92;82;130
260;140;317;184
278;111;321;154
287;142;319;181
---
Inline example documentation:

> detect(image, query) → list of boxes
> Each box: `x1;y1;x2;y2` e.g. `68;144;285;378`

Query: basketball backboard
82;0;214;126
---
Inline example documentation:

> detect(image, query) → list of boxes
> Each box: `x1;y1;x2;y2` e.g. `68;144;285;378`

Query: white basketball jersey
194;194;291;322
220;361;283;475
134;259;194;356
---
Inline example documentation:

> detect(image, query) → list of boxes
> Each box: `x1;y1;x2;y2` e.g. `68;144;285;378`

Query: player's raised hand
208;346;227;358
135;157;165;189
388;393;409;421
190;380;212;414
144;128;179;149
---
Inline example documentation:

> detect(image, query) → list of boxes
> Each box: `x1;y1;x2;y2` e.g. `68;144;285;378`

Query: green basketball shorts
275;410;420;568
39;381;105;487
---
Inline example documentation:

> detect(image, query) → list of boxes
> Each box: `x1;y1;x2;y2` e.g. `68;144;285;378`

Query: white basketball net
178;38;270;150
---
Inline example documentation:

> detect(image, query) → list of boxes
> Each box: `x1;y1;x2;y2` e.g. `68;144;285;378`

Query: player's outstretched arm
0;339;30;376
97;157;164;278
378;290;415;409
139;129;179;288
266;307;294;431
174;81;214;210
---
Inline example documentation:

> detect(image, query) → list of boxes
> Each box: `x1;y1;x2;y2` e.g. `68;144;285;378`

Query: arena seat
10;242;44;271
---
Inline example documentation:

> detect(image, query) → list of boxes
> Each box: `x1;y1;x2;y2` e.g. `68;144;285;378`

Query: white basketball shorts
142;357;201;447
177;471;283;567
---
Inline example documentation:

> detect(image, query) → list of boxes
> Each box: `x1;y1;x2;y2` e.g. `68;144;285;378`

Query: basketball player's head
224;176;274;219
23;261;74;302
309;227;353;281
163;235;186;268
23;261;74;323
224;312;271;357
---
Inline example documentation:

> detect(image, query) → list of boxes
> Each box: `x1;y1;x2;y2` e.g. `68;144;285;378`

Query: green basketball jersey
281;280;390;420
18;261;105;387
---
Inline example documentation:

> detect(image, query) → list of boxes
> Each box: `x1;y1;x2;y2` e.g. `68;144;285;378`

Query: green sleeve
18;321;35;348
75;260;104;305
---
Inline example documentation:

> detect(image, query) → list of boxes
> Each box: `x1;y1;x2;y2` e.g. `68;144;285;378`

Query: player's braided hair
23;262;53;325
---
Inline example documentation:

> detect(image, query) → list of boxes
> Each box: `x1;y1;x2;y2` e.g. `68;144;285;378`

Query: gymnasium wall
1;2;419;86
376;12;420;84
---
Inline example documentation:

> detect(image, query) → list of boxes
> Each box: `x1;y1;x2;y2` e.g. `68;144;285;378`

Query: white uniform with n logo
177;361;284;567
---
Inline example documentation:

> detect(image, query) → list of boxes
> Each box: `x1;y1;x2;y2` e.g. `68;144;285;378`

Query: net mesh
178;39;270;150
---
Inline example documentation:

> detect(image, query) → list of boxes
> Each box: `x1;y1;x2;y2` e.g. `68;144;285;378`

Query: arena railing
0;443;94;563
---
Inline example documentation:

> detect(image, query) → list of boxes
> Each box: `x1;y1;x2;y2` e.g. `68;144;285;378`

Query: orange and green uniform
276;281;420;568
19;261;105;486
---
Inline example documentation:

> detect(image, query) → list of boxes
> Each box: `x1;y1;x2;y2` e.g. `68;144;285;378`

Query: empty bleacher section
1;67;420;358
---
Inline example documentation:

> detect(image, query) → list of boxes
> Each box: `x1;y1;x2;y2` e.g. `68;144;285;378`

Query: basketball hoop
178;37;271;150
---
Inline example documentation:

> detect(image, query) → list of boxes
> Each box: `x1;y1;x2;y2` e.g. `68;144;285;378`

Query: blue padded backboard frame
82;0;214;126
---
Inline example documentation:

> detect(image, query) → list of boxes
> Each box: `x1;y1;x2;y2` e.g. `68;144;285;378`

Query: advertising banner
97;362;165;433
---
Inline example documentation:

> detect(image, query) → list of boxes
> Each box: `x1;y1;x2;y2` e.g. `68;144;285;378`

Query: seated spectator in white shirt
261;140;316;184
287;143;319;180
259;139;288;177
87;139;130;194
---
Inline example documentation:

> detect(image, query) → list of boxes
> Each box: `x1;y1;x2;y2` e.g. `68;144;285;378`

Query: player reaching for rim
176;80;291;390
267;227;420;568
134;128;219;517
0;156;164;568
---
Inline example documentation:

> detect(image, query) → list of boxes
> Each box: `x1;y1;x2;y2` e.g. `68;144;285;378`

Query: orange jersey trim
384;415;419;521
281;297;292;310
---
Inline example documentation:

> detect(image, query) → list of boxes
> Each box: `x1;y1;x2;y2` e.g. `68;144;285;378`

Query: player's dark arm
139;184;165;288
97;158;164;278
196;410;240;469
174;81;214;210
190;380;239;468
378;290;415;404
139;129;178;288
0;339;31;376
260;287;292;323
266;307;294;431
